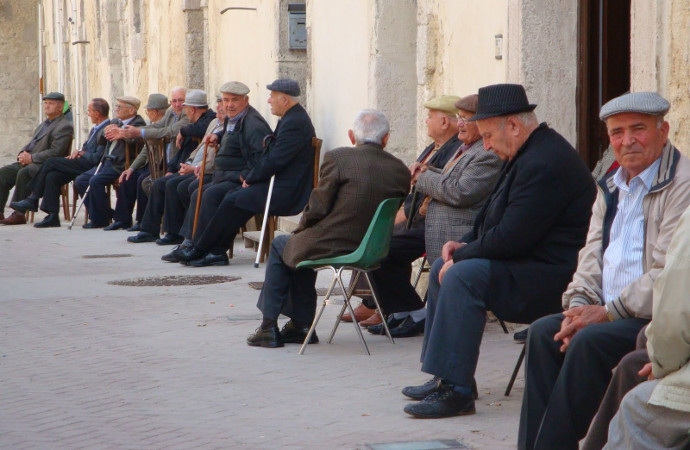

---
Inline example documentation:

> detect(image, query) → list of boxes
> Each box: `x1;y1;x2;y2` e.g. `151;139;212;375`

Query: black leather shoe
390;316;425;338
403;377;478;401
104;220;131;231
402;376;441;400
83;221;106;229
33;213;60;228
187;253;229;267
127;222;142;232
247;326;284;348
10;197;39;214
514;327;529;343
280;320;319;344
176;246;206;262
367;315;405;335
127;231;159;243
161;245;182;262
403;383;476;418
156;234;184;246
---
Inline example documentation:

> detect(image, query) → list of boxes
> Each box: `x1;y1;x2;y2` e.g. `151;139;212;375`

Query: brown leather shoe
359;311;383;327
0;211;26;225
341;303;376;323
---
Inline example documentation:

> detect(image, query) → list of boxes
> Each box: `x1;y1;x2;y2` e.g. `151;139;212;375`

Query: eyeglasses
457;115;473;124
114;104;130;110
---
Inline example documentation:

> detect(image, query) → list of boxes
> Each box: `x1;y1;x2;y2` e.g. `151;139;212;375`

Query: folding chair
295;197;404;355
498;318;528;396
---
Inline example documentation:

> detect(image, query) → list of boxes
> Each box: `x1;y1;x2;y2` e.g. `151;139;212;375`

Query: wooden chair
145;138;169;181
243;137;323;262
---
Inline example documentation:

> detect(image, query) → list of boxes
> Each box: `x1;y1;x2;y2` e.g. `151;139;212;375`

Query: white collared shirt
602;157;661;303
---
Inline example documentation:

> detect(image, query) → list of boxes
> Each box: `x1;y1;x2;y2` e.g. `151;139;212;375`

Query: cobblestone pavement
1;208;524;449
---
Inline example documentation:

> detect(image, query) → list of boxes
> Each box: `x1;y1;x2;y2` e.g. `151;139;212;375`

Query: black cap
43;92;65;102
266;79;301;96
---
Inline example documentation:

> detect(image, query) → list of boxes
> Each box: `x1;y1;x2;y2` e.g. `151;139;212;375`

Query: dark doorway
577;0;631;168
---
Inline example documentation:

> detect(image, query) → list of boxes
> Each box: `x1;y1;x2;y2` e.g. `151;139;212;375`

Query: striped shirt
602;157;661;303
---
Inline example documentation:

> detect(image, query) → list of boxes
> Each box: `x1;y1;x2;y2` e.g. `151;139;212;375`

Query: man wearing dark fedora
401;83;596;419
0;91;73;225
518;92;690;449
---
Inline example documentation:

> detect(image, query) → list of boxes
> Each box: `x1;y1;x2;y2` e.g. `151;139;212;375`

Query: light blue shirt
602;157;661;303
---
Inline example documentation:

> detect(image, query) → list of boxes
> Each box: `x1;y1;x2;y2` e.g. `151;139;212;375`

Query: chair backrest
312;137;322;189
349;197;404;268
145;137;169;180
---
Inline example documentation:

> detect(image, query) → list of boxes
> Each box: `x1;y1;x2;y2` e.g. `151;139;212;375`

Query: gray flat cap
117;95;142;110
183;89;208;107
220;81;250;96
599;92;670;121
266;79;300;96
144;93;169;110
43;92;65;101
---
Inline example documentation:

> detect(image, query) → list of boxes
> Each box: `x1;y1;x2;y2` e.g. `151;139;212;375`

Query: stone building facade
3;0;689;166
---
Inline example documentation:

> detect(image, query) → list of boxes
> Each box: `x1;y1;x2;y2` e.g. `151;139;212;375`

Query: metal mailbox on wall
288;4;306;50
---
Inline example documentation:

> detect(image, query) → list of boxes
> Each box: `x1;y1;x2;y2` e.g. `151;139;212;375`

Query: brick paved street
1;211;524;449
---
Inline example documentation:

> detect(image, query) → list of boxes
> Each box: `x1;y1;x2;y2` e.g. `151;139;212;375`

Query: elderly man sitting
401;83;597;419
518;92;690;450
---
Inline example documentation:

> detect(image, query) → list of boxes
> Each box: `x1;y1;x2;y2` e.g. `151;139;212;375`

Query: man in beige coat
604;205;690;449
247;109;410;348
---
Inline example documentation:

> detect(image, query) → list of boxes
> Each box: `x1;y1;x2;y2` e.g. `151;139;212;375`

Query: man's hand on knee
438;259;455;284
555;305;608;352
441;241;465;262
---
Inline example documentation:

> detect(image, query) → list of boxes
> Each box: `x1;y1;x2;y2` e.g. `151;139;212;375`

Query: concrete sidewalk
0;211;524;449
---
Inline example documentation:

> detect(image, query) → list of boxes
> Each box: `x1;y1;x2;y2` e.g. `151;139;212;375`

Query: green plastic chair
296;197;404;355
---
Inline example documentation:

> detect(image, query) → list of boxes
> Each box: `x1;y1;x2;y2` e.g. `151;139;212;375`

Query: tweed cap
220;81;250;96
424;95;461;115
183;89;208;107
43;92;65;102
469;84;537;121
266;79;301;96
116;95;141;110
455;94;479;113
144;93;169;110
599;92;670;120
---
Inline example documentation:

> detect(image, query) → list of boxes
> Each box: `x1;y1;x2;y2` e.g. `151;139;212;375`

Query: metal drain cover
109;275;240;287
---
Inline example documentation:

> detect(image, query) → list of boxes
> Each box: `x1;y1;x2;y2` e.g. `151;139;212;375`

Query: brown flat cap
455;94;479;113
116;95;141;110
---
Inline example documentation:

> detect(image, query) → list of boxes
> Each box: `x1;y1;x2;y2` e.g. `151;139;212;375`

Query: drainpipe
69;0;81;149
55;0;64;94
38;0;44;122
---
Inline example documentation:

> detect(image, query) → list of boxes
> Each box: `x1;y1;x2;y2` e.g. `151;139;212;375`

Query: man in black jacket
11;98;110;228
172;79;316;267
160;80;274;266
401;84;596;419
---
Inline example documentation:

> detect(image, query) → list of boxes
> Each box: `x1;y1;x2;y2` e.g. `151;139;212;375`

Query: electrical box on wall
288;4;306;50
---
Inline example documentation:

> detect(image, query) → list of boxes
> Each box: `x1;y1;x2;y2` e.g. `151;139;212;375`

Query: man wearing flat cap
75;95;146;228
108;87;191;231
355;94;503;339
402;84;597;420
0;91;73;225
171;78;316;268
518;91;690;450
127;90;217;244
160;80;273;265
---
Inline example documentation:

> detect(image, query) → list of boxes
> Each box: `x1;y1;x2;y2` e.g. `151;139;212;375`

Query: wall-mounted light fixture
495;34;503;60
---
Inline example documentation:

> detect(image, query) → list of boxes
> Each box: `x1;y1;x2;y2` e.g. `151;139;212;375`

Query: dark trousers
141;173;182;235
75;161;120;226
194;189;254;255
182;180;241;243
517;314;648;450
134;171;151;223
419;257;491;398
256;234;318;324
581;342;649;450
115;167;148;224
29;157;94;214
0;162;34;207
367;226;426;314
166;175;209;236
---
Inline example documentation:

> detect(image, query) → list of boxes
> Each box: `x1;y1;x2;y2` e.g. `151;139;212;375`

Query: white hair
352;109;390;145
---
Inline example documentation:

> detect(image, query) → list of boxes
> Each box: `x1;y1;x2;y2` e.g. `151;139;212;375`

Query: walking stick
191;142;210;238
67;159;104;230
254;174;275;268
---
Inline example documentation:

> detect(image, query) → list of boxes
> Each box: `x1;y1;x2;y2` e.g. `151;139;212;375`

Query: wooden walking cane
191;142;210;238
254;174;276;268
